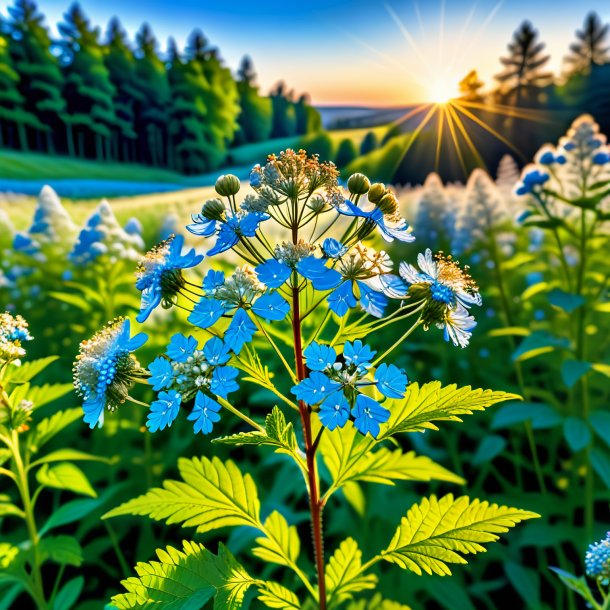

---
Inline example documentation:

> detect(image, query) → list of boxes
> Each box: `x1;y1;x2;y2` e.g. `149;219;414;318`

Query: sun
428;78;459;104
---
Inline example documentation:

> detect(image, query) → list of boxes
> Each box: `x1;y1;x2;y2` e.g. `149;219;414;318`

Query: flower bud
215;174;241;197
377;193;398;215
201;198;226;221
308;194;327;213
347;173;371;195
368;183;386;203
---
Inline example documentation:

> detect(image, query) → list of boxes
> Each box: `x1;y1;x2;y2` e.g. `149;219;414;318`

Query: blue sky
2;0;610;105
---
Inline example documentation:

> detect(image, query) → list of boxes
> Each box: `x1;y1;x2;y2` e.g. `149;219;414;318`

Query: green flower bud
215;174;241;197
347;173;371;195
377;192;398;215
368;182;386;203
201;198;226;221
308;194;327;213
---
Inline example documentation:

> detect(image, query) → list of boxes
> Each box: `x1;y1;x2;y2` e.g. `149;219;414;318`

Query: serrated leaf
36;462;97;498
29;408;82;452
111;541;255;610
379;382;519;438
326;538;377;608
40;536;83;567
104;456;260;533
320;421;462;500
344;593;412;610
4;357;58;383
253;511;300;568
257;582;301;609
381;494;539;576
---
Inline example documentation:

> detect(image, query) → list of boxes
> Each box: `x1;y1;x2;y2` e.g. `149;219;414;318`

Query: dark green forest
0;0;321;174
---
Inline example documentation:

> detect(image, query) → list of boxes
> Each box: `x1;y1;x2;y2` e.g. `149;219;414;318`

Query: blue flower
255;259;292;288
187;391;222;434
249;169;262;188
146;390;181;432
515;169;549;196
585;532;610;584
441;304;477;348
74;318;148;429
211;366;239;398
148;356;174;391
203;336;231;365
351;394;390;437
291;371;341;404
166;334;198;362
322;238;347;258
319;392;350;430
327;281;357;316
224;308;257;354
188;298;225;329
203;269;226;291
304;342;336;371
344;340;375;371
255;255;341;291
593;151;610;165
251;292;291;320
374;363;407;398
337;199;414;243
136;235;203;323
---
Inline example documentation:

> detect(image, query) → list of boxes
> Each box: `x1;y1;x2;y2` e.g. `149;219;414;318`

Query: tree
0;20;40;149
185;29;240;169
335;137;357;167
133;23;170;166
7;0;66;152
235;55;272;144
270;81;297;138
294;93;321;134
565;12;609;74
360;130;378;155
459;69;484;102
495;21;552;105
58;3;117;160
104;18;139;161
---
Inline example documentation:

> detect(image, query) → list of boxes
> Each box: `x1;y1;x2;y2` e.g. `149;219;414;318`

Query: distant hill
317;105;414;129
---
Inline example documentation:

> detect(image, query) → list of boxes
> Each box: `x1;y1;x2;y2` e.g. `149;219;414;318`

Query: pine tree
7;0;66;152
235;55;272;144
495;21;552;105
565;12;609;74
185;29;240;170
0;20;40;149
295;93;321;134
459;69;484;102
105;18;139;161
59;3;117;160
335;138;357;167
133;23;170;166
360;130;378;155
270;81;297;138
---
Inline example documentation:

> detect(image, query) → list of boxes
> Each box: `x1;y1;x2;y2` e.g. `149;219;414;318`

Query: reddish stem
292;279;327;610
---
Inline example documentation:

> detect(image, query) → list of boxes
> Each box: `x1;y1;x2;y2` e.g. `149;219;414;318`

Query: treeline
0;0;321;174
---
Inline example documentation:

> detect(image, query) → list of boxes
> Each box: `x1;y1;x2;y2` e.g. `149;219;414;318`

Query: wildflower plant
76;150;538;608
0;312;102;609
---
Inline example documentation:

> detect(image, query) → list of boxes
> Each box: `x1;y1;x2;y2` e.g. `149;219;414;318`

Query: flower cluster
147;335;238;434
399;249;481;348
292;340;407;437
585;532;610;584
0;312;32;362
73;318;147;428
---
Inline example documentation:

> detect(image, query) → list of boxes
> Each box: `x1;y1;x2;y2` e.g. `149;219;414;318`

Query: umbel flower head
586;532;610;585
0;312;33;362
400;249;481;348
73;318;148;428
146;334;239;434
135;234;203;322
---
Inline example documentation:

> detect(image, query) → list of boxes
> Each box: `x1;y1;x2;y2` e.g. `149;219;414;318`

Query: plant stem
292;276;326;609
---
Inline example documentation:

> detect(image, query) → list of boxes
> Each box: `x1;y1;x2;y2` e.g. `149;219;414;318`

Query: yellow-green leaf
253;510;300;568
36;462;96;498
257;581;301;610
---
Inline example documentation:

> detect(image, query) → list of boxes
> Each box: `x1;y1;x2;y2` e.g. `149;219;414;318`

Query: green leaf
560;360;592;388
550;568;597;605
563;417;591;452
52;576;84;610
29;408;82;452
487;326;531;338
253;511;300;568
104;456;260;533
111;541;255;610
590;412;610;448
472;436;507;465
591;448;610;489
491;401;561;430
325;538;377;608
342;482;366;517
30;449;109;469
344;593;412;610
381;494;539;576
257;582;301;609
27;383;74;410
36;462;97;498
504;560;540;608
40;536;83;567
548;288;585;313
4;357;58;383
320;421;462;500
48;291;93;312
380;382;519;438
0;503;25;520
512;331;569;362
